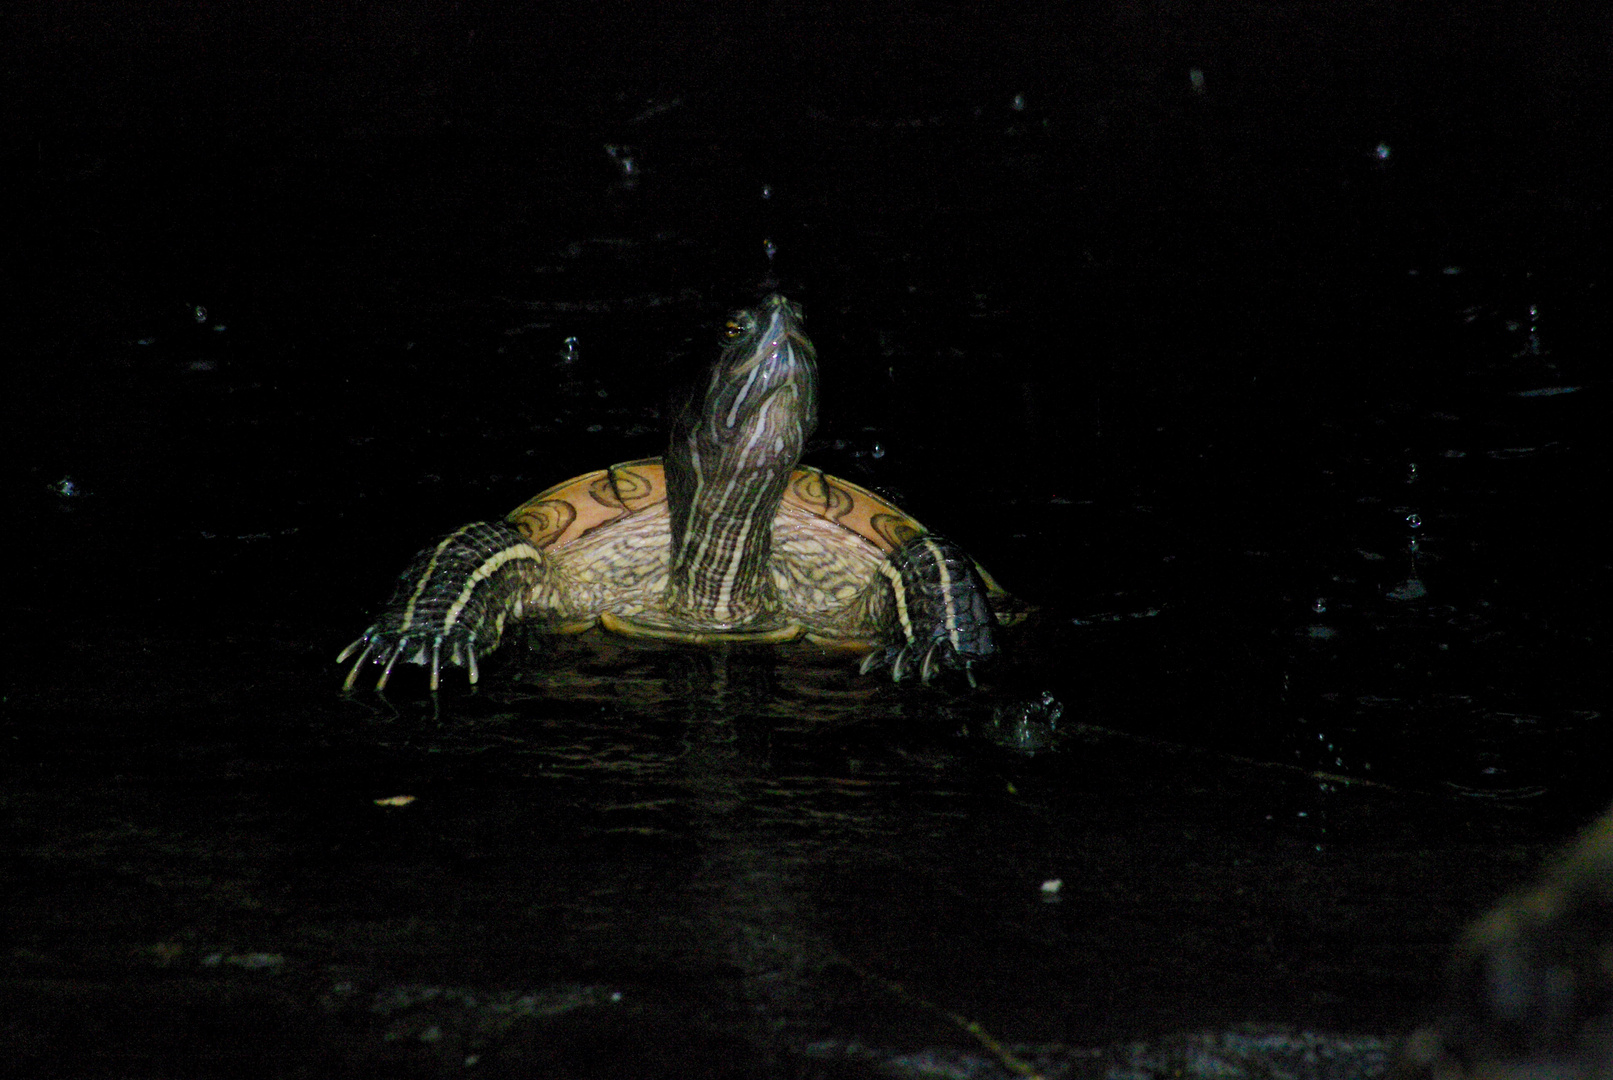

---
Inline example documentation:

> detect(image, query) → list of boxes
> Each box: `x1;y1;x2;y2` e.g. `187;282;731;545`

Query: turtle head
669;294;819;481
663;294;819;624
696;293;819;445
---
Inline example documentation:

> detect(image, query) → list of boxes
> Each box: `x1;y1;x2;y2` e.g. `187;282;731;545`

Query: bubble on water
1405;512;1422;529
760;184;772;200
763;237;777;261
193;305;208;323
1373;142;1392;161
1189;68;1205;94
560;335;580;363
1010;93;1026;112
986;691;1064;753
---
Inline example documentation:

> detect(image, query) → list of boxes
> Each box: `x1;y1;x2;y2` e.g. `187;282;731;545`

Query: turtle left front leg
859;535;999;686
338;521;546;692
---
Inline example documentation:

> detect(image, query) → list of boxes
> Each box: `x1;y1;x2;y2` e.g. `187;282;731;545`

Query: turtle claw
376;641;407;692
915;643;976;688
338;624;485;694
859;636;986;688
336;636;368;666
340;638;377;692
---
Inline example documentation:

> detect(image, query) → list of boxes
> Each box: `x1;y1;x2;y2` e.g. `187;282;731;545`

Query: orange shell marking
781;465;928;552
506;457;666;549
784;466;1016;610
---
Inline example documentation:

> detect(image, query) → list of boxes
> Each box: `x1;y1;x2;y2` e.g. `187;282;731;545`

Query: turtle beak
759;295;811;374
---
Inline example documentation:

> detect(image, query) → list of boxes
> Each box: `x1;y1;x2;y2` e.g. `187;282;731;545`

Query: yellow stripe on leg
399;525;479;633
441;542;546;632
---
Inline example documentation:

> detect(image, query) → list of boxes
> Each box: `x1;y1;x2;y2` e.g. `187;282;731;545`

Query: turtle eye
722;315;749;341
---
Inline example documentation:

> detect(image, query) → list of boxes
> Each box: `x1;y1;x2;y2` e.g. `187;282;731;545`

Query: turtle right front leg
858;534;1000;687
338;521;546;692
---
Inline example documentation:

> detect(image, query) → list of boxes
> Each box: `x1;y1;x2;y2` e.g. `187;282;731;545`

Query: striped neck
665;296;817;626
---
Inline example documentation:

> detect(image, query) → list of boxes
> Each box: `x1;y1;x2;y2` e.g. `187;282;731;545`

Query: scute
506;458;665;550
782;466;928;553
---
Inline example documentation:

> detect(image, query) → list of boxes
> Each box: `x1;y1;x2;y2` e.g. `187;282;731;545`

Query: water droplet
1010;93;1026;112
763;237;777;261
603;144;638;177
870;442;885;460
560;335;579;363
193;305;208;323
760;184;772;200
1311;598;1328;614
1373;142;1392;161
1524;302;1543;355
1405;512;1422;529
1188;68;1205;93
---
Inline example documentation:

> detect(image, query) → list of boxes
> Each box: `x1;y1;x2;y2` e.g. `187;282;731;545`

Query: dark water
5;3;1610;1077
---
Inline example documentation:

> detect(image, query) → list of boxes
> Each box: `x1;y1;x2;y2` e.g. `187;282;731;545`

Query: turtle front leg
859;535;998;687
338;521;546;692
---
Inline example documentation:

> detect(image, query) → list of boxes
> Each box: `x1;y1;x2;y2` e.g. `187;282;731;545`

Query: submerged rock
1405;808;1613;1080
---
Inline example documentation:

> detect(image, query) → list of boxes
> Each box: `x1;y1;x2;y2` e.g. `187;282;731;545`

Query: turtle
338;294;1023;692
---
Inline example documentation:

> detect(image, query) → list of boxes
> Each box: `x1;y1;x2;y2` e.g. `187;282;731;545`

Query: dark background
4;2;1611;1077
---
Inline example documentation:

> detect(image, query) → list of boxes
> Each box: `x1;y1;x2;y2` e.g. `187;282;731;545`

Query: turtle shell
503;457;1021;643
